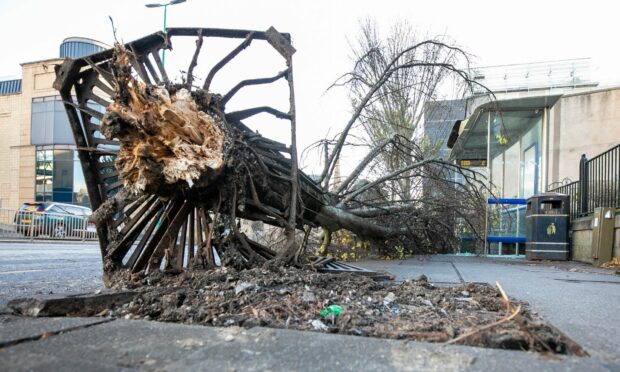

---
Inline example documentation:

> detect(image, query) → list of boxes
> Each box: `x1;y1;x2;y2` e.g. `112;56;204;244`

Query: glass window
53;100;74;144
504;142;520;198
487;110;542;199
73;152;90;206
522;145;537;198
31;105;53;145
35;150;53;202
66;206;83;215
31;96;77;145
520;119;541;198
48;205;64;214
491;154;503;195
35;148;90;208
52;150;74;203
485;109;542;256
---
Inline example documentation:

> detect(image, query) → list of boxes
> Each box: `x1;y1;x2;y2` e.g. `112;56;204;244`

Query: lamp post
145;0;186;66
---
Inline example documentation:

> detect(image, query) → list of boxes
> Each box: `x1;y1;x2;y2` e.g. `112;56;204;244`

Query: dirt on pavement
100;266;586;356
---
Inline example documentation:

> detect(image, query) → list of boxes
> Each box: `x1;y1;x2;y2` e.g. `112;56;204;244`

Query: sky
1;0;619;174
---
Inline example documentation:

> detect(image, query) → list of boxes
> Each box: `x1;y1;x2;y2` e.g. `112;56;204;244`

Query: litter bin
525;193;570;260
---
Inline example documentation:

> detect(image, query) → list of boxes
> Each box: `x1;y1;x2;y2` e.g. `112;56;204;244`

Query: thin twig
444;305;521;345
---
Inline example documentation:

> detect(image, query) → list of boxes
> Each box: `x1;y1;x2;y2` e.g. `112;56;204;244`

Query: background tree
310;20;488;255
346;19;461;201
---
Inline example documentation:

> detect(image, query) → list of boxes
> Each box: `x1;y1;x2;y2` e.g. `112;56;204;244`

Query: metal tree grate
54;27;390;281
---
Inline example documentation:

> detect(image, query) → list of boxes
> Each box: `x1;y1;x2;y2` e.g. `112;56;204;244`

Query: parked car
14;202;93;238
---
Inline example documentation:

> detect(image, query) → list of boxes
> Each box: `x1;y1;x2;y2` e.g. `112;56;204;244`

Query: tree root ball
101;48;226;196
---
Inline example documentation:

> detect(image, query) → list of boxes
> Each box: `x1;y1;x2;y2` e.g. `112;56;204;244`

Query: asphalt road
0;241;103;308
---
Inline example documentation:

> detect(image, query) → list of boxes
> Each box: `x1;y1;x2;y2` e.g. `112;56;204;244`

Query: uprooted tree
54;26;488;285
311;19;487;254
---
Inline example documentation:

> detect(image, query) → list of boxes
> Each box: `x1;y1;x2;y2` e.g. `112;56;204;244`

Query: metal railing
471;58;594;94
548;143;620;218
549;180;580;217
0;208;97;241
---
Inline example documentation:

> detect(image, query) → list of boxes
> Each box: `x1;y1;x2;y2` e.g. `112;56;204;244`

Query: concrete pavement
0;315;613;371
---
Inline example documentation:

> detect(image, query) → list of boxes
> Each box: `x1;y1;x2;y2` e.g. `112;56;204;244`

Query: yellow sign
459;159;487;167
546;223;556;235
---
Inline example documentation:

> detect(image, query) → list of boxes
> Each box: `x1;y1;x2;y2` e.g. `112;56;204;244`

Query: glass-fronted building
449;95;562;255
0;35;111;210
34;147;89;205
30;95;104;207
31;37;107;207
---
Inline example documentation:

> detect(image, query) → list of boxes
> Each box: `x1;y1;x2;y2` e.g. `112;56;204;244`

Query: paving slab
358;258;462;284
0;318;614;371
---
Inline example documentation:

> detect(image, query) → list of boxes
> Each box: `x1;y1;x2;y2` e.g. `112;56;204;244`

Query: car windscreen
50;205;72;214
19;204;44;212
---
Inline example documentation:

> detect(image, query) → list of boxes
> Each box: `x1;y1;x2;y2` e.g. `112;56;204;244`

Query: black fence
549;180;580;217
548;143;620;218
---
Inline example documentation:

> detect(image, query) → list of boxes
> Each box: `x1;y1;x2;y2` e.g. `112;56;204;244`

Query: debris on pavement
320;305;344;318
99;266;586;356
601;257;620;269
382;292;396;306
310;319;329;331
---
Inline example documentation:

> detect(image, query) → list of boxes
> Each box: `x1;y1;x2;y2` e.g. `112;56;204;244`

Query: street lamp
145;0;186;65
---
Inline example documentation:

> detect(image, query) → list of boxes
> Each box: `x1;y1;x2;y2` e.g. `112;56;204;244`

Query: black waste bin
525;193;570;260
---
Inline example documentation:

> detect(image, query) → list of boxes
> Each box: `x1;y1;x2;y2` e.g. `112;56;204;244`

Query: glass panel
488;110;542;198
520;118;541;197
52;150;73;203
491;154;503;195
49;205;64;213
31;100;55;145
31;109;46;145
31;96;79;145
35;149;53;202
67;206;82;215
73;153;90;207
486;110;541;255
35;149;91;208
53;109;74;144
522;145;537;198
487;203;525;238
32;100;44;112
504;142;520;198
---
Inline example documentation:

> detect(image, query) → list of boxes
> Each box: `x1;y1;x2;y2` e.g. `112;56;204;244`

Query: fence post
29;211;35;242
81;218;87;242
578;154;588;216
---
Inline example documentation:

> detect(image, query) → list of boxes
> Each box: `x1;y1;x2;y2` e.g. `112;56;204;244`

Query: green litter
320;305;344;317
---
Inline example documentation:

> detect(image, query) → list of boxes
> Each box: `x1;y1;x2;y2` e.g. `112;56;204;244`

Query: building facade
424;59;620;255
0;37;107;210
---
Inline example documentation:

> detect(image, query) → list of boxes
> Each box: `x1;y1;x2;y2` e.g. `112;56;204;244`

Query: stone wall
570;213;620;264
0;92;21;209
548;88;620;185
